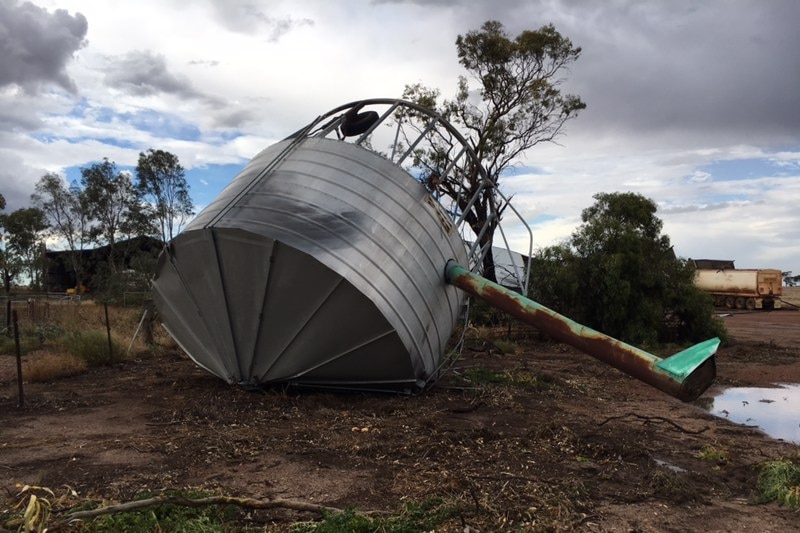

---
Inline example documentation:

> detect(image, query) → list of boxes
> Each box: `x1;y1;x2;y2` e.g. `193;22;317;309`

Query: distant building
44;236;163;292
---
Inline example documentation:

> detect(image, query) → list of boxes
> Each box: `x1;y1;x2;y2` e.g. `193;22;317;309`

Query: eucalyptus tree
401;20;585;281
32;173;93;292
81;158;148;271
1;207;48;290
135;149;194;243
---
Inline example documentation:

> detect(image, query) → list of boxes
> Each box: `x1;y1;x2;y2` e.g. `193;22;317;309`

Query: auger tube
445;260;718;402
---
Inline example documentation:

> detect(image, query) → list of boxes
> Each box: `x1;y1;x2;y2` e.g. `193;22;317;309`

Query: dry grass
23;349;89;382
6;300;176;383
27;301;173;357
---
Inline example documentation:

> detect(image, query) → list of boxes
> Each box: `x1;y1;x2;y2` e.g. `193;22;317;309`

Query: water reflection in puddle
710;384;800;444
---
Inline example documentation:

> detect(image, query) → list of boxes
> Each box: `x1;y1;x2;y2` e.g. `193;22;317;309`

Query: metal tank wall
152;136;468;390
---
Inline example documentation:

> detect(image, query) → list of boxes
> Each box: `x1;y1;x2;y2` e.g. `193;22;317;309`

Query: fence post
104;302;113;363
13;310;24;408
5;298;10;338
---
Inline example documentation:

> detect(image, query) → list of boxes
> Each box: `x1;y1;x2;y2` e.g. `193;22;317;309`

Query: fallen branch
597;413;709;435
64;494;342;522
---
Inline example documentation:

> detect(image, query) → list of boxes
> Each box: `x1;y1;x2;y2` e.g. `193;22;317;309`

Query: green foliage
82;158;152;270
0;334;18;354
401;20;584;282
86;492;242;533
464;367;551;389
758;459;800;510
290;499;458;533
492;339;517;354
1;201;48;292
697;444;729;466
32;172;93;290
91;250;156;304
0;322;62;355
61;330;121;366
26;322;66;343
531;192;726;346
468;297;508;327
136;148;194;243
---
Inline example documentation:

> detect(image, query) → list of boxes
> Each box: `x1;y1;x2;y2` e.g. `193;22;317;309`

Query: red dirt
1;309;799;531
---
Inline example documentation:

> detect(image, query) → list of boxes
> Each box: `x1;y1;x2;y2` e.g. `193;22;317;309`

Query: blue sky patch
67;97;91;118
501;165;548;177
693;157;787;182
62;162;244;208
121;109;202;141
186;163;246;205
529;214;558;226
63;163;137;185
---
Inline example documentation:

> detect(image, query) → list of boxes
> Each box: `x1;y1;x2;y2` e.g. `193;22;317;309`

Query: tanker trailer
695;268;782;310
152;98;718;401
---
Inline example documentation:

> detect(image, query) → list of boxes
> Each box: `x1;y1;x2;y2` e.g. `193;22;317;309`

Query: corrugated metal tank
152;134;468;390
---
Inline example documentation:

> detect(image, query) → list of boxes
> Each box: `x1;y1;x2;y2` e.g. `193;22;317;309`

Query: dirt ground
1;309;799;532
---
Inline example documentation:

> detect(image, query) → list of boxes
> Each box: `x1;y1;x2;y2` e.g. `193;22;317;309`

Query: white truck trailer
694;268;782;310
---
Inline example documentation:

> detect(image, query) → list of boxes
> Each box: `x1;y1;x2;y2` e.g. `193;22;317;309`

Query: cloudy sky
2;0;798;275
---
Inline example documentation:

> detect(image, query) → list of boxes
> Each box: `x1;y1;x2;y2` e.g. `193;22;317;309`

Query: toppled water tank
153;100;477;390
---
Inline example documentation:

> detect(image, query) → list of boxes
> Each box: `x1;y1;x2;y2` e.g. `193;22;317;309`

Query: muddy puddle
710;384;800;444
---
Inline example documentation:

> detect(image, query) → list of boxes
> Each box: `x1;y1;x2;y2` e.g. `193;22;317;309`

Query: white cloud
1;0;797;277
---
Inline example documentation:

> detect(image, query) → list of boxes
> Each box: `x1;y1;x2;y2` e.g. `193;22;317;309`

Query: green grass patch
697;444;728;466
0;331;39;356
61;330;122;366
464;367;552;389
492;339;517;354
84;491;247;533
758;459;800;510
290;498;458;533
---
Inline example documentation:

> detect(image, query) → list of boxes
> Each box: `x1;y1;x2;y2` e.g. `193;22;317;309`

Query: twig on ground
62;494;342;523
597;412;709;434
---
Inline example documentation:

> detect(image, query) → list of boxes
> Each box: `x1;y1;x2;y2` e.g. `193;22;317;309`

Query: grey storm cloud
0;0;87;93
371;0;800;147
208;0;313;42
558;1;800;142
104;50;205;99
371;0;462;5
0;101;42;131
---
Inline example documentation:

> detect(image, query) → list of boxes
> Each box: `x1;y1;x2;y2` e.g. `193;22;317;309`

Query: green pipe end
655;337;721;381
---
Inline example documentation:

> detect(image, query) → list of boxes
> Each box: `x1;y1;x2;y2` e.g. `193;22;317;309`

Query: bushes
758;459;800;510
529;193;727;346
62;330;122;366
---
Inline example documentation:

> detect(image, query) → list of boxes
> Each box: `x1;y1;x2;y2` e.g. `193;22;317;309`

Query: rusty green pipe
445;260;718;402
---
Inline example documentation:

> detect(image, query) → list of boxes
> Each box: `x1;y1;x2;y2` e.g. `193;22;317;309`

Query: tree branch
597;412;710;435
62;494;342;523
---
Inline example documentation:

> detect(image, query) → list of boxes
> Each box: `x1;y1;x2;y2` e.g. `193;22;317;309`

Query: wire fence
1;290;153;337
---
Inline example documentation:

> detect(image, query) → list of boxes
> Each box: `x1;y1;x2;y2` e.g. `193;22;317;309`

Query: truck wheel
745;298;756;310
725;296;735;309
735;297;745;309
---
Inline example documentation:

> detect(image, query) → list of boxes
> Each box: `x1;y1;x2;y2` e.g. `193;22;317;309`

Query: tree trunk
481;244;497;283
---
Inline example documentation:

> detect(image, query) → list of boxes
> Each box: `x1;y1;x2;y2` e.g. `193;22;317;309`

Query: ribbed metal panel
153;137;468;389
